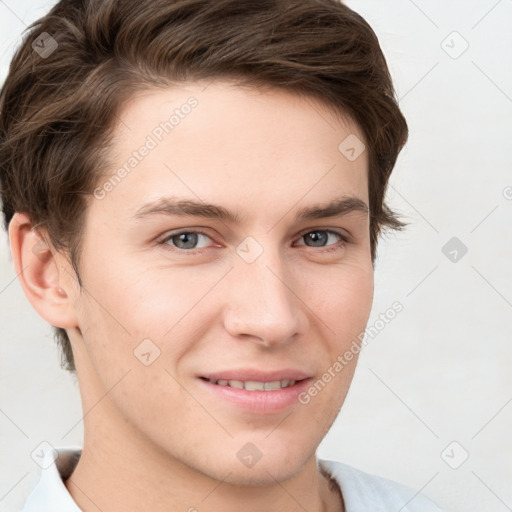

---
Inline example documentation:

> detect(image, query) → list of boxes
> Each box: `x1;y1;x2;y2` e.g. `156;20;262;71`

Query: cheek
75;261;227;365
297;267;372;427
304;262;374;338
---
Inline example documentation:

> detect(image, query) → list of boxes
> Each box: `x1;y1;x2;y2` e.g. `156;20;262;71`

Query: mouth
197;372;312;414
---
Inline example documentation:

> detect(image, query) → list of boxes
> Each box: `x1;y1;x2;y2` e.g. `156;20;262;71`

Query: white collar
22;447;82;511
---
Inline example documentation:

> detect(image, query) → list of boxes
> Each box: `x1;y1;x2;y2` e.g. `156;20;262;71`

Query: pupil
175;232;198;249
307;231;327;247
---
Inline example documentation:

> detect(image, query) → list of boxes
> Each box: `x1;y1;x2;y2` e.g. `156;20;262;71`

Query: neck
65;419;342;512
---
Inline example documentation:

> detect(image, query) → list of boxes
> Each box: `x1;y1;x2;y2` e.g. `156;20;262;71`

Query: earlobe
8;212;78;329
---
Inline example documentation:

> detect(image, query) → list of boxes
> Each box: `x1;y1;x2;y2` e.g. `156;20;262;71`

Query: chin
200;443;315;487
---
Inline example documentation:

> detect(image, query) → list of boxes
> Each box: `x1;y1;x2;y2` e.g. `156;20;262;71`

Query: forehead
91;80;369;224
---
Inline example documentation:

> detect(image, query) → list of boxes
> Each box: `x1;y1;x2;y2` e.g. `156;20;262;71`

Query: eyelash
158;228;349;255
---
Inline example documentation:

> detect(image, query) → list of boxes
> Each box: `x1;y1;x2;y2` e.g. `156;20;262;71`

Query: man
0;0;443;510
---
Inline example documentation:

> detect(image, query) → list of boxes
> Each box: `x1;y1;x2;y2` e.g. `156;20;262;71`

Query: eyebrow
131;195;368;223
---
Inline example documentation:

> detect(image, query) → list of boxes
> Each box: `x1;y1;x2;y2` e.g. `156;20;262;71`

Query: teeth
245;380;266;391
208;378;297;390
264;381;281;391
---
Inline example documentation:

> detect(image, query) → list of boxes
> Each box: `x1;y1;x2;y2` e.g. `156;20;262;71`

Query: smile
198;375;312;414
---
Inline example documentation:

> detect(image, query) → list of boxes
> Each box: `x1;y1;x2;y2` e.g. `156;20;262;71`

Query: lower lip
198;378;312;414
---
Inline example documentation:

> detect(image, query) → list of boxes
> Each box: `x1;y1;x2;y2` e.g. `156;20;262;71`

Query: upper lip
200;369;312;382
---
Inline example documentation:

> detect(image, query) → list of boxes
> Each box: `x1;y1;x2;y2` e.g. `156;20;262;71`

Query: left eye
295;230;344;248
163;231;212;250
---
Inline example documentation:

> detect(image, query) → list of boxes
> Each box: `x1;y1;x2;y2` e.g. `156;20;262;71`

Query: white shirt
22;448;443;511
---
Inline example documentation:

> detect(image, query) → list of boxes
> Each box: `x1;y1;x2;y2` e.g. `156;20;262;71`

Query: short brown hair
0;0;408;372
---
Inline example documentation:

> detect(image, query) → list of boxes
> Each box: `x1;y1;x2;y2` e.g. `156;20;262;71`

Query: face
66;81;373;485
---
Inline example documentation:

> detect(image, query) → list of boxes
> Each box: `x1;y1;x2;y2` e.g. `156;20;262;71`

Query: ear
8;212;79;329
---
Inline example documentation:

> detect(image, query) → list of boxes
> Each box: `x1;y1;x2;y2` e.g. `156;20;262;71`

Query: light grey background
1;1;511;511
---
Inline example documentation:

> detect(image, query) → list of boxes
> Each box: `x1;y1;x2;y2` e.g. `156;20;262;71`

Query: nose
222;247;305;347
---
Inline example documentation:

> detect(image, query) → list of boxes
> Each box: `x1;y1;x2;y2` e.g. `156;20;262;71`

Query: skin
10;80;373;512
